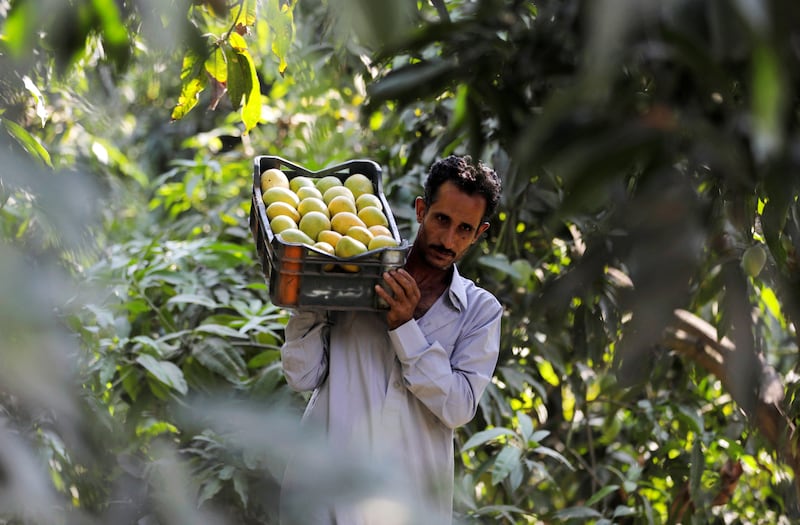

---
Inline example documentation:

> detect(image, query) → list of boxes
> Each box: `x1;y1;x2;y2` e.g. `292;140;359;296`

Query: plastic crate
249;155;410;310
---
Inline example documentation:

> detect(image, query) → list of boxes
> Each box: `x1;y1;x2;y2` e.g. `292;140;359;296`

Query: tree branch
663;309;799;496
429;0;450;22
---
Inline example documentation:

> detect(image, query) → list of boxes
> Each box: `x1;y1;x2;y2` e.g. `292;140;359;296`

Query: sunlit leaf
172;52;207;121
759;285;784;326
238;49;262;134
267;0;295;75
535;358;560;387
229;31;248;52
1;118;52;168
205;46;228;83
234;0;258;27
23;76;48;126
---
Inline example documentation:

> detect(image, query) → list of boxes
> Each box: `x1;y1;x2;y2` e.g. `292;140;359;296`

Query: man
280;155;503;524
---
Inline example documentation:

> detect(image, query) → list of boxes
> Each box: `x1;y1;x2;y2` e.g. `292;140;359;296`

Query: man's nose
441;227;458;249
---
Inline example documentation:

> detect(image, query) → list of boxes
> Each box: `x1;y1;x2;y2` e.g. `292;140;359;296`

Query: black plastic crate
249;155;409;310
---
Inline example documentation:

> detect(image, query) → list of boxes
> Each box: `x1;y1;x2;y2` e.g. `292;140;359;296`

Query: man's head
422;155;502;223
414;155;502;270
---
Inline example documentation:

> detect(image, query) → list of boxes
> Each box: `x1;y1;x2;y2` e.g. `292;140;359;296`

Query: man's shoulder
455;272;502;316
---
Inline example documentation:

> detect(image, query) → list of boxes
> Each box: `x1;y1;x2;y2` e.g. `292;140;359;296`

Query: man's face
414;181;490;270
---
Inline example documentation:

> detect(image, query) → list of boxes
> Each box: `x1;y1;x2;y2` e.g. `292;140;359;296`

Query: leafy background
1;0;799;524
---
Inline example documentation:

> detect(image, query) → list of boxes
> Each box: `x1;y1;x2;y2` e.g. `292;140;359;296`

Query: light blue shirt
280;265;502;524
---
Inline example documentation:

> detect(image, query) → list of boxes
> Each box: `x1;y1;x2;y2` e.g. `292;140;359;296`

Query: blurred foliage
2;0;800;524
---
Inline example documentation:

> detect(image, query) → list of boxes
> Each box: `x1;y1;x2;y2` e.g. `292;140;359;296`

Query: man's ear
414;197;426;223
474;221;490;241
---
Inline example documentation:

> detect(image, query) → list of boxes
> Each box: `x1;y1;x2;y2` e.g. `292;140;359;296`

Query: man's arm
280;310;330;392
388;293;502;429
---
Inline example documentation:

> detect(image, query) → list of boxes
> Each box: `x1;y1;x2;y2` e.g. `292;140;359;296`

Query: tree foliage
1;0;799;524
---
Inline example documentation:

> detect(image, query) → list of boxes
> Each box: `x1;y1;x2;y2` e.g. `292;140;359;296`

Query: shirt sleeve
280;310;331;392
388;293;502;429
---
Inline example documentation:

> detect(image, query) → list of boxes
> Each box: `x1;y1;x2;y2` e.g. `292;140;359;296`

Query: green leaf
751;43;785;161
91;0;128;46
233;471;249;508
196;323;248;339
553;506;603;520
168;293;219;309
586;484;620;506
136;354;188;395
689;438;703;502
247;350;280;369
224;46;249;109
120;364;142;402
491;445;522;485
516;411;534;443
367;59;459;107
530;429;550;445
612;505;636;518
460;427;516;452
198;477;223;506
478;254;522;281
533;446;574;470
2;118;52;167
91;0;130;67
2;0;35;57
192;338;248;383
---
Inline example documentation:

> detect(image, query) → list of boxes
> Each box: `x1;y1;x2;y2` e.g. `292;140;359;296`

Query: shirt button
393;381;402;389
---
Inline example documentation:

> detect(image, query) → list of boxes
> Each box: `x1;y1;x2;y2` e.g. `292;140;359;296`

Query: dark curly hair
423;155;502;222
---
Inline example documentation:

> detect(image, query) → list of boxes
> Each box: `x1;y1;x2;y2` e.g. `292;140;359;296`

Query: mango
328;194;357;216
299;211;332;242
263;186;300;208
358;206;389;228
260;168;290;193
267;201;301;223
315;175;343;194
331;211;366;235
298;197;330;218
344;173;374;199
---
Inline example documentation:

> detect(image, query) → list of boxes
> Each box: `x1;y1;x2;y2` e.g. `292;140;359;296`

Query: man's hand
375;269;420;330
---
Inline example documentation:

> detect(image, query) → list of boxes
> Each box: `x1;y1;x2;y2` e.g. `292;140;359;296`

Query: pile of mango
260;168;400;272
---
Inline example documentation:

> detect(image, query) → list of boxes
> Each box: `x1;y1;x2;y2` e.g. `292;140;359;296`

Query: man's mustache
432;245;455;257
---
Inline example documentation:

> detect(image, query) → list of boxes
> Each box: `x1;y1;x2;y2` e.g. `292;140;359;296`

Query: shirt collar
446;264;467;312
